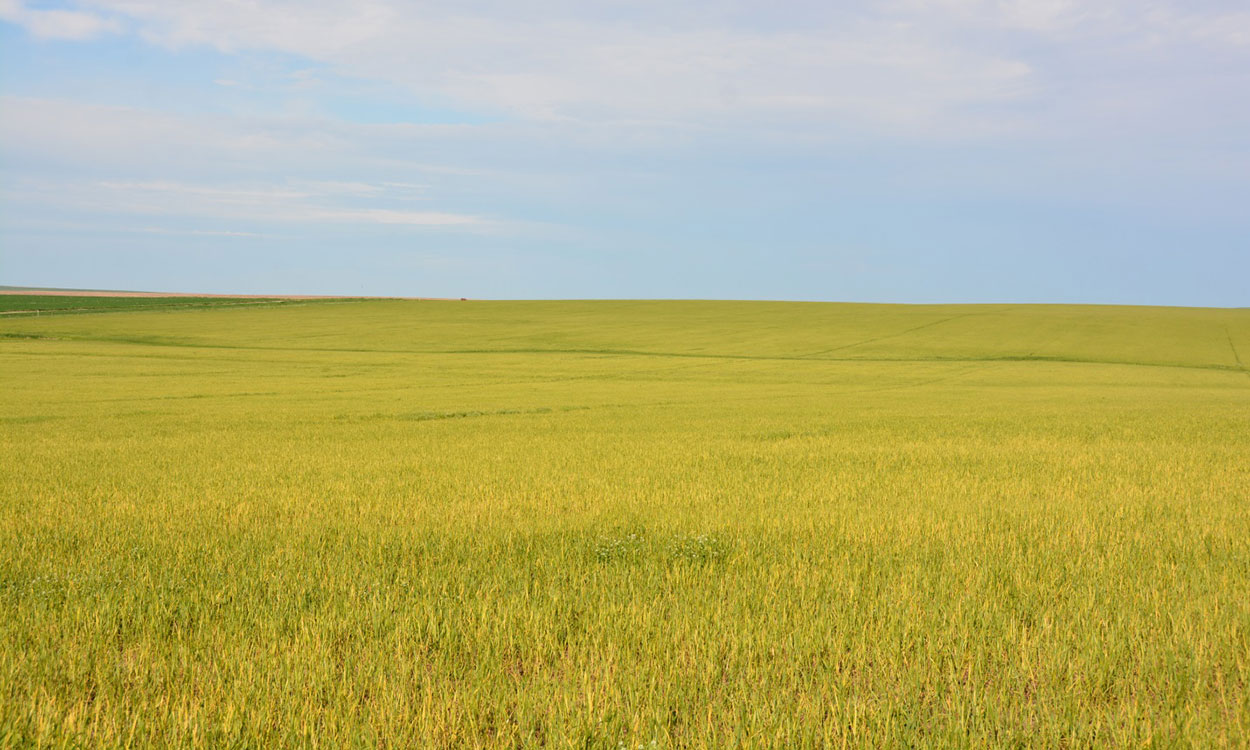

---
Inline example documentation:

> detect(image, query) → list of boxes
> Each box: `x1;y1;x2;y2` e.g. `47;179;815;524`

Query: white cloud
51;1;1033;134
0;95;507;175
6;1;1246;143
48;0;1242;140
0;106;497;234
3;2;1247;244
0;0;117;39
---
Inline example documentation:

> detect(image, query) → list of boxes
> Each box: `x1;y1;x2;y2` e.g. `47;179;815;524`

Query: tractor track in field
802;313;981;357
1226;326;1249;381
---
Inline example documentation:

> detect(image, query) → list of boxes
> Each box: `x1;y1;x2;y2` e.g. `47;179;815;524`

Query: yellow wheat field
2;299;1248;747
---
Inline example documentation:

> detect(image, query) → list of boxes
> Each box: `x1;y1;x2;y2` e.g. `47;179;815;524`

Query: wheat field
2;299;1248;747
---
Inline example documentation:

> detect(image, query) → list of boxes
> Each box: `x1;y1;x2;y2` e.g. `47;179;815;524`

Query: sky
0;0;1247;304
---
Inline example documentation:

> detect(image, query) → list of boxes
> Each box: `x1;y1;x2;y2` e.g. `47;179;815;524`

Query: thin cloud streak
135;226;268;238
90;180;496;228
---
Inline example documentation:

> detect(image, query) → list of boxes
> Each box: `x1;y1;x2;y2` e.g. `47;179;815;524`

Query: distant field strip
0;293;303;316
1;300;1248;748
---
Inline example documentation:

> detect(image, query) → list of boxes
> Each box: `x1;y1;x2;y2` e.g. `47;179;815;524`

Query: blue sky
1;0;1247;304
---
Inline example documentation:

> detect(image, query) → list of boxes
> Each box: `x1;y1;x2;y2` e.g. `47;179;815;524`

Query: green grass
0;294;294;316
1;300;1248;747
